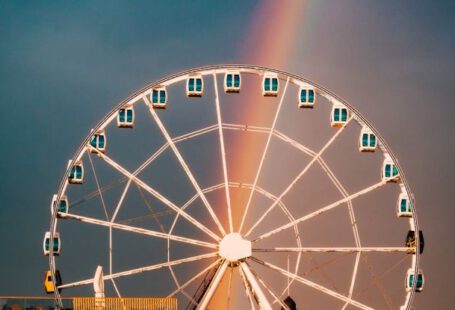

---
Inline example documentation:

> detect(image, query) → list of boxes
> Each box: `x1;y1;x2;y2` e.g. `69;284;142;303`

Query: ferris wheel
44;65;424;309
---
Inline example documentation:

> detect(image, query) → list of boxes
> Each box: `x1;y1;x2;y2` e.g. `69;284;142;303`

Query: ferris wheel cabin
397;192;412;217
331;104;349;127
117;106;135;128
68;160;84;184
359;126;377;152
405;230;424;254
151;87;167;108
187;75;204;97
405;269;424;292
89;131;106;153
43;270;62;294
224;71;241;93
50;194;69;217
43;231;61;256
382;155;400;183
262;73;279;97
298;87;316;108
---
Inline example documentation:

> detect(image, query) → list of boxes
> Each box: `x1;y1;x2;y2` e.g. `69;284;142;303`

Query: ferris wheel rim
48;64;421;309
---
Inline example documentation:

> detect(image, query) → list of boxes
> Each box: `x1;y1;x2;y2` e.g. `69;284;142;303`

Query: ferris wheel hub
219;233;252;262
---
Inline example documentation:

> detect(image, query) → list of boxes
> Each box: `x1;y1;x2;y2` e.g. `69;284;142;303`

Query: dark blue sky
0;1;454;308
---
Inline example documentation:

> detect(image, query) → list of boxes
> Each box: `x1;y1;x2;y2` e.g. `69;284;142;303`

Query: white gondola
43;231;61;256
151;87;167;108
359;126;377;152
298;87;316;108
224;71;241;93
117;106;134;128
262;73;279;97
397;192;412;217
331;104;349;127
89;131;106;153
68;160;84;184
382;155;400;182
186;75;204;97
50;194;69;217
405;268;424;292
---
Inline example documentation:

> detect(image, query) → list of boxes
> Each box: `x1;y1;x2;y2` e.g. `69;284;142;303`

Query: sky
0;0;454;309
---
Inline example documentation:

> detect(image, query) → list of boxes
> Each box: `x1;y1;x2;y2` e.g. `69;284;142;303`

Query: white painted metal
298;86;316;108
87;152;109;221
168;260;221;299
253;247;412;253
224;71;241;93
151;86;167;108
249;266;290;310
262;72;279;97
251;257;373;310
219;233;251;262
88;146;221;241
213;73;234;233
240;262;272;310
116;105;134;128
143;95;227;237
245;117;352;237
254;179;387;242
331;104;350;127
398;191;413;217
197;260;229;310
359;125;377;152
60;212;217;249
43;231;61;256
239;265;257;310
239;77;290;234
49;65;421;309
93;266;105;298
50;194;68;217
59;252;218;289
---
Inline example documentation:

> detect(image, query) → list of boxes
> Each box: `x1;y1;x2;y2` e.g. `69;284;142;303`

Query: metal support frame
49;65;421;310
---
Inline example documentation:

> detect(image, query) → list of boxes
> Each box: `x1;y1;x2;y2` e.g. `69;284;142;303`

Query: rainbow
209;2;310;307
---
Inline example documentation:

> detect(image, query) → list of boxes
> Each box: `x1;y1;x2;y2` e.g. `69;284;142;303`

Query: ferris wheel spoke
133;125;219;179
273;130;364;306
245;118;352;237
110;179;132;223
167;259;221;299
239;77;290;234
71;177;128;209
239;261;273;310
213;73;233;233
197;260;229;310
110;278;122;298
133;143;169;178
58;252;218;289
143;95;227;236
247;263;290;310
254;179;387;242
250;257;374;310
87;152;110;221
59;212;218;249
135;183;166;233
253;247;412;253
238;264;258;310
168;266;199;307
88;146;221;241
227;266;233;309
